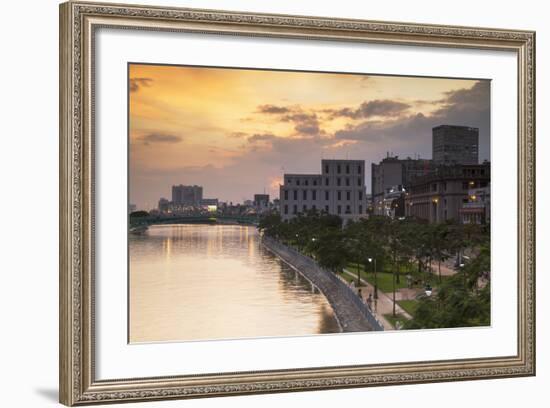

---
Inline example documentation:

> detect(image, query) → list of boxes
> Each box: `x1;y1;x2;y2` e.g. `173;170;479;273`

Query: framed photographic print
59;1;536;405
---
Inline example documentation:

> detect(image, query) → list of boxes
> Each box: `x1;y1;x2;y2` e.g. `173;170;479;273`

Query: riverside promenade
261;236;383;332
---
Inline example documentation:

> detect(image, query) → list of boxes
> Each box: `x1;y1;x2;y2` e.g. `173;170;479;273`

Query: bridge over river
130;214;259;231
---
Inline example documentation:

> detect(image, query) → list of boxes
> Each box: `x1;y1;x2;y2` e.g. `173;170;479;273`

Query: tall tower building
171;185;203;206
432;125;479;165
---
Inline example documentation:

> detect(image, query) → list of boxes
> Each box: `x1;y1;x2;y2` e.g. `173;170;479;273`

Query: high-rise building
432;125;479;165
171;185;203;206
279;159;366;222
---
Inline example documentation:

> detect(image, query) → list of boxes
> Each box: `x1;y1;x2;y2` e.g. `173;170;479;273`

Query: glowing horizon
129;64;490;210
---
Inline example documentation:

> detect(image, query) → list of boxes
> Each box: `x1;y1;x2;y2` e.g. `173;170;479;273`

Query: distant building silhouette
253;194;270;213
171;185;203;206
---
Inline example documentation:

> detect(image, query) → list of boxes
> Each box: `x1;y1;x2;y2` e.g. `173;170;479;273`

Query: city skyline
129;64;490;210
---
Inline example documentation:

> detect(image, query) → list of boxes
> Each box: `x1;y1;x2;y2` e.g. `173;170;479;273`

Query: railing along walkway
261;236;384;332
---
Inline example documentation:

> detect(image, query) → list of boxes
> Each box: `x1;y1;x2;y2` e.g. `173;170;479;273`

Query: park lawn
337;271;356;284
362;271;409;293
341;268;403;293
383;313;408;330
347;262;454;293
397;299;419;317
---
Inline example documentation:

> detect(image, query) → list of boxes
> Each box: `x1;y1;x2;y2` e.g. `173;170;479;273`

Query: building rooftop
409;163;490;185
432;124;479;131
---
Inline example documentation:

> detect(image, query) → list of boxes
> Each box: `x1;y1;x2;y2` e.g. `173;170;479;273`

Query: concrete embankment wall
261;236;384;332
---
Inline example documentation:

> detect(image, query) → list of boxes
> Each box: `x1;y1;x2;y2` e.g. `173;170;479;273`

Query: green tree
404;273;490;329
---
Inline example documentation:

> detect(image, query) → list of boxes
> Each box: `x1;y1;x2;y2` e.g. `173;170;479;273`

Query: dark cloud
326;99;411;119
138;133;183;145
360;100;411;117
334;113;432;144
442;80;490;107
129;77;153;93
257;104;292;114
333;80;490;161
247;133;278;143
256;105;322;136
281;112;321;136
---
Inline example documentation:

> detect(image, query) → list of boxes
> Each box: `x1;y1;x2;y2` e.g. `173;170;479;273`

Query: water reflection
129;224;340;343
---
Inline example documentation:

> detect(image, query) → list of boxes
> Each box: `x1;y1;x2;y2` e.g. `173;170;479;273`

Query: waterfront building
404;163;490;223
459;185;491;224
432;125;479;165
171;184;203;206
371;155;434;216
279;159;367;222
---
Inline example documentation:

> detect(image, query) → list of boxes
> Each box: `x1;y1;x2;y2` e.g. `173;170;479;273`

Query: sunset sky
129;64;490;210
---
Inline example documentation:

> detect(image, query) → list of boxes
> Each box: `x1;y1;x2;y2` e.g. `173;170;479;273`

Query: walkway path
427;262;458;277
342;268;414;330
262;238;382;332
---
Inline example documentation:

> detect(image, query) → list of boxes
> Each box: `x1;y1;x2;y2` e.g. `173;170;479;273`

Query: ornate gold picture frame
59;1;535;405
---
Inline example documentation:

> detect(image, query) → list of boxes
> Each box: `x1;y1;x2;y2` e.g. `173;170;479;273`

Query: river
129;224;340;343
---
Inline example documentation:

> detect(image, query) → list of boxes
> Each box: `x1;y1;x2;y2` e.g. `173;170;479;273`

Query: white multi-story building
279;160;367;222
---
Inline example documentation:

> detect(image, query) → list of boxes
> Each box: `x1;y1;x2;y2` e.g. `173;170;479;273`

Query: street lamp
459;261;466;289
368;257;378;300
425;284;433;297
